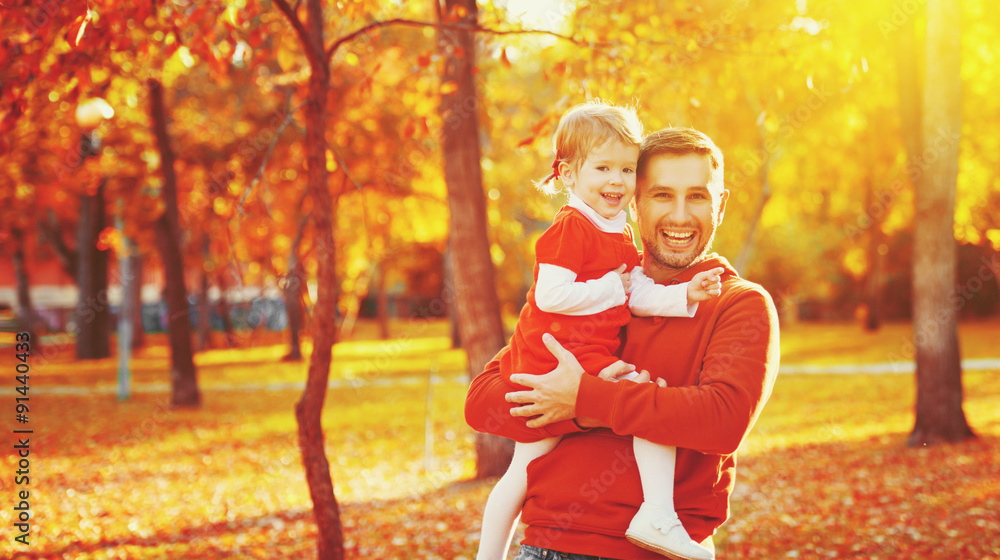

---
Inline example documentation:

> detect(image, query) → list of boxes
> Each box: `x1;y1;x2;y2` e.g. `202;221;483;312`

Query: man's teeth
663;231;694;245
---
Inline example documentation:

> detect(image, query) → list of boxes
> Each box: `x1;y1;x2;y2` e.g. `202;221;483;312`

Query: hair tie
551;159;560;179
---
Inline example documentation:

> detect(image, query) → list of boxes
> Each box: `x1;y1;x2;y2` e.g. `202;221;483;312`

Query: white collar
566;192;627;233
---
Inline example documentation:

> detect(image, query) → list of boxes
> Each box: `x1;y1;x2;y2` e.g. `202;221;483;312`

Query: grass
1;319;998;559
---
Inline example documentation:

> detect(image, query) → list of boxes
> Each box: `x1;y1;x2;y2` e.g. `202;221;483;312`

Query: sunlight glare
499;0;570;32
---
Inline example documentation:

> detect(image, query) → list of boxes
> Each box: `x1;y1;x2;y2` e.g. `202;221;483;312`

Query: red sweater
504;206;640;383
465;255;780;559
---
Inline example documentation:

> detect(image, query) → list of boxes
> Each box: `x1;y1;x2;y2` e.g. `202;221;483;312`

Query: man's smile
660;228;697;248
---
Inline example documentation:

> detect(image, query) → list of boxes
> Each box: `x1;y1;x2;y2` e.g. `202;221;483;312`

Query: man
465;127;780;560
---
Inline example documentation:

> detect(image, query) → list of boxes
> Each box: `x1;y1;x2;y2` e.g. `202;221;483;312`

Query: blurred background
1;0;998;559
2;0;998;338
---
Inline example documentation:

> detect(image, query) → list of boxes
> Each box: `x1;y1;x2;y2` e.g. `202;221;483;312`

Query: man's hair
537;99;643;195
637;128;725;194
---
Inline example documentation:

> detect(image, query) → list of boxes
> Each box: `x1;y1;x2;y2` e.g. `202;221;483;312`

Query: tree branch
237;100;307;216
272;0;318;61
325;18;582;65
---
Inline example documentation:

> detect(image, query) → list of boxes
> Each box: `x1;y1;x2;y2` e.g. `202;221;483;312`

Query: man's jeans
513;544;621;560
513;537;714;560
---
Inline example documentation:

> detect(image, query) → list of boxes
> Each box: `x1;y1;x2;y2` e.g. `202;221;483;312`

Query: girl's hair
535;99;644;195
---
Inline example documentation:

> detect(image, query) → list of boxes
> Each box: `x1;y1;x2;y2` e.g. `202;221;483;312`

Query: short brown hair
637;128;725;192
537;100;643;194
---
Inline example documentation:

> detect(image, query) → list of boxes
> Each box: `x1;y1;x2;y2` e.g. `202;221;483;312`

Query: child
475;100;721;560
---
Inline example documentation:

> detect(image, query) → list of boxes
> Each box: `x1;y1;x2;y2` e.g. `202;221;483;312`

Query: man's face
631;153;728;280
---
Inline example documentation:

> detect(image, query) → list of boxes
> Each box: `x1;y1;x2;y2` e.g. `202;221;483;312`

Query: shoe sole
625;529;712;560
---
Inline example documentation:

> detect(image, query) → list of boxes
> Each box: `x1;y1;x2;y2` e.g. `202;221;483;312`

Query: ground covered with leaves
2;320;999;559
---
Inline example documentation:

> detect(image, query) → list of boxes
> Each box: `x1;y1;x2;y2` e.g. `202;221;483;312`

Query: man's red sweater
465;255;780;560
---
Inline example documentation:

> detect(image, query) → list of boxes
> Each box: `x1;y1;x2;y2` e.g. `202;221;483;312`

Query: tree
438;0;513;478
270;0;345;557
282;208;310;361
75;176;111;359
149;78;201;408
9;228;39;343
908;0;975;446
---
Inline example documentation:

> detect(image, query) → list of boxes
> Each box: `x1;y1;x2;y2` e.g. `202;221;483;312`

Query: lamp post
75;98;130;394
75;97;114;158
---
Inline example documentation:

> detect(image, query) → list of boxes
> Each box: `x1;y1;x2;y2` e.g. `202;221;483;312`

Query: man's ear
716;189;730;225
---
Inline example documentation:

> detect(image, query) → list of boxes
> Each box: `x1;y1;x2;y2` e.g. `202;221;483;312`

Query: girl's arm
629;266;724;317
628;266;696;317
534;263;628;315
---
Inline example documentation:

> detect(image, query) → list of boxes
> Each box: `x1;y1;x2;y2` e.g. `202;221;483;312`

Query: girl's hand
615;264;632;293
688;267;724;303
598;360;637;382
598;361;667;386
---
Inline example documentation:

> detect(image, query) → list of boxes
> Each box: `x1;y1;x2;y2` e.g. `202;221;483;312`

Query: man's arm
464;347;585;443
510;285;780;455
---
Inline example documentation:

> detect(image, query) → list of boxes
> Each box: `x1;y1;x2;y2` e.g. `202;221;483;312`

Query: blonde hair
536;100;644;195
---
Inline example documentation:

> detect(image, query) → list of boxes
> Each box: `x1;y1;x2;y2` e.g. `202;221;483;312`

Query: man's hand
507;333;585;428
688;266;724;303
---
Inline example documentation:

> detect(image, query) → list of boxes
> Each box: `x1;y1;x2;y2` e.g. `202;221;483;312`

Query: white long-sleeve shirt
533;193;696;319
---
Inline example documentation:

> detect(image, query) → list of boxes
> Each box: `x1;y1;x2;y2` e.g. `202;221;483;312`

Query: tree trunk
735;120;774;275
75;178;111;359
283;260;306;361
149;78;201;408
375;262;391;340
862;174;885;332
994;247;1000;318
908;0;974;446
197;235;212;352
39;208;77;280
896;12;922;174
283;211;309;362
275;1;345;557
11;229;38;343
216;269;236;347
126;245;145;350
439;0;514;478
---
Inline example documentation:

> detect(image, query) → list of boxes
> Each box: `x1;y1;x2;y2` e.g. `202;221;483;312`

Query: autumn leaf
74;10;93;47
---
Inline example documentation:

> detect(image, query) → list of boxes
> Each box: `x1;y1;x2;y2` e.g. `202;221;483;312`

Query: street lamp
74;97;114;157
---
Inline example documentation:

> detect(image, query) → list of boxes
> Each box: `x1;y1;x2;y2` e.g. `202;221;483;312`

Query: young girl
476;100;720;560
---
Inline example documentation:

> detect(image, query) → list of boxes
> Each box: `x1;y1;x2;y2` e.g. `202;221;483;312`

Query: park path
29;358;1000;396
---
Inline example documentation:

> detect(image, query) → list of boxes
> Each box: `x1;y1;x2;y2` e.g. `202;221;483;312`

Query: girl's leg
633;436;678;509
477;437;560;560
627;437;714;560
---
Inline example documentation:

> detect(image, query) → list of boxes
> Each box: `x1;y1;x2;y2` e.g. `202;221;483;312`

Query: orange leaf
74;10;93;47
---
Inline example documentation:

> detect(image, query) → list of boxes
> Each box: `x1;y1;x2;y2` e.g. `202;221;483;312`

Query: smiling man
466;127;781;560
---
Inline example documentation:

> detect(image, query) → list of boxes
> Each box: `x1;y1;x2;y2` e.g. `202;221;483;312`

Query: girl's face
559;140;639;219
